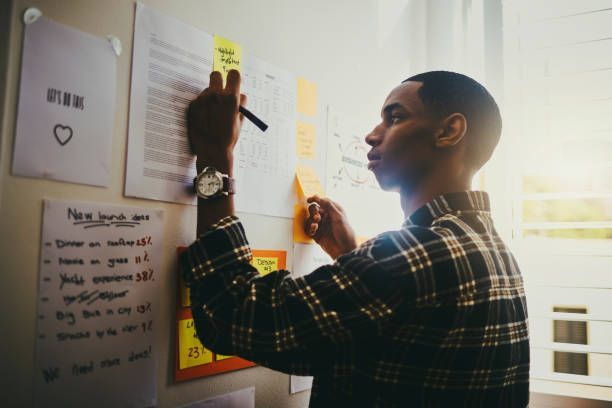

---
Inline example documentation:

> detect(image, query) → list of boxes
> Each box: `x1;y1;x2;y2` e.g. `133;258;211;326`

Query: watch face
197;172;222;197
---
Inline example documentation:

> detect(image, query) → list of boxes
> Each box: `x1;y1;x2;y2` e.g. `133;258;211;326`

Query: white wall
0;0;413;406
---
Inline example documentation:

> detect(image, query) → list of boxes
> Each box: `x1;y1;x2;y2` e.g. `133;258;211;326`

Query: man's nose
365;124;383;146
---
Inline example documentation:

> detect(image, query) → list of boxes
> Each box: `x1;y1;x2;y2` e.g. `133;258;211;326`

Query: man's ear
435;113;467;148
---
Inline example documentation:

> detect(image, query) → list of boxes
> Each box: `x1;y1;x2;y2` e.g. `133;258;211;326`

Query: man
182;70;529;407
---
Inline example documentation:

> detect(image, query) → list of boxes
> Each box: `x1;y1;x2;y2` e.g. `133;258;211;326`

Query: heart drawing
53;124;73;146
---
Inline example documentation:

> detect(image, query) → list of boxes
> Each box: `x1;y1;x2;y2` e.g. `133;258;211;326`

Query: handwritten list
34;199;164;407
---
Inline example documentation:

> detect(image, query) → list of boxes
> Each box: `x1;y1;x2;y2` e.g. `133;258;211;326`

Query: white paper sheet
292;242;332;278
235;54;297;218
125;2;212;204
34;199;164;408
179;387;255;408
325;107;402;238
290;375;314;394
12;17;116;187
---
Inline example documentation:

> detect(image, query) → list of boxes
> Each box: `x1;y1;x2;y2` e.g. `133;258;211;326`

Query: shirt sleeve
180;216;402;373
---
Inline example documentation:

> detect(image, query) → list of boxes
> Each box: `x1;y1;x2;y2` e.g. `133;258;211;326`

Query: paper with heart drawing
13;17;116;187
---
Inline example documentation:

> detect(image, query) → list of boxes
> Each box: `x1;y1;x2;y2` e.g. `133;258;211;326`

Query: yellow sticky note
297;77;317;117
178;318;213;369
296;165;324;198
296;121;317;159
216;354;233;361
213;35;242;81
293;204;314;244
252;256;279;276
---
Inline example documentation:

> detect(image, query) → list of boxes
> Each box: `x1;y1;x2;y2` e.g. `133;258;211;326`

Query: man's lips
367;159;381;170
367;151;381;170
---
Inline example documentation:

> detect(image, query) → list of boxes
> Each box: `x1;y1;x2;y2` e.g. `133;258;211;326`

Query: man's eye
391;116;401;124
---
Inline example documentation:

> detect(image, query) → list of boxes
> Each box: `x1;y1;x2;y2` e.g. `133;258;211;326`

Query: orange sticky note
297;77;317;117
213;35;242;81
178;318;213;369
293;204;314;244
296;121;317;159
295;165;324;199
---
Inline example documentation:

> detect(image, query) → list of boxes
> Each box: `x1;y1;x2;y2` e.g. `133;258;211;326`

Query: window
499;0;612;400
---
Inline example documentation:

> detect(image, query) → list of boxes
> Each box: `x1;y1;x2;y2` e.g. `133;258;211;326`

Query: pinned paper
178;318;213;369
297;77;317;116
296;121;317;159
213;35;242;81
293;204;314;244
35;199;163;407
293;243;332;278
296;165;324;198
13;16;116;187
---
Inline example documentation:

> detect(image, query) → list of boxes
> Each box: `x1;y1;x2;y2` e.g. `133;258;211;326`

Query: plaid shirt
181;191;529;407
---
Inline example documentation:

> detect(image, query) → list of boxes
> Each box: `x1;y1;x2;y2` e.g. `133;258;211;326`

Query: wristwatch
193;167;235;199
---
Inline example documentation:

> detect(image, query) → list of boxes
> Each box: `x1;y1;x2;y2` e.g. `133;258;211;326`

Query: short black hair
403;71;502;170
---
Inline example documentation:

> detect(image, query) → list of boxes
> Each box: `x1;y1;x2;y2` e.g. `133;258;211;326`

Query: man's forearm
196;155;235;235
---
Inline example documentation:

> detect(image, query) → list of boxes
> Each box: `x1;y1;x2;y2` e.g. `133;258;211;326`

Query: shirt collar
402;190;491;227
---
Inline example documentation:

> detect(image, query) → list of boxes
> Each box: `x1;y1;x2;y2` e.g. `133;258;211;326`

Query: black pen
239;106;268;132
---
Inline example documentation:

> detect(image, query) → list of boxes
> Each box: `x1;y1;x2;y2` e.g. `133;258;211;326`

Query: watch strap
223;176;236;195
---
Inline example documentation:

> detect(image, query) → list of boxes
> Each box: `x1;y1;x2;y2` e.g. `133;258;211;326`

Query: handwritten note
297;77;317;117
296;165;324;198
178;318;213;369
326;107;402;238
34;199;163;407
13;16;116;187
252;257;279;276
296;121;317;159
213;35;242;81
251;250;287;277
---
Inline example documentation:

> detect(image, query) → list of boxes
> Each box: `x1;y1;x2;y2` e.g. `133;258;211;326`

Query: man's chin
373;173;400;192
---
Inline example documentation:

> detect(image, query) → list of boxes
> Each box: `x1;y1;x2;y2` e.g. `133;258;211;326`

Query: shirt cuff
181;215;253;286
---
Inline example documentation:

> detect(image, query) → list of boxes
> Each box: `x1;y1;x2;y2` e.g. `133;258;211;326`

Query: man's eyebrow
381;102;406;116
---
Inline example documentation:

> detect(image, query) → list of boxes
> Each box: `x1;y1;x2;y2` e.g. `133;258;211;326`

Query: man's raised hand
187;69;247;170
304;196;357;259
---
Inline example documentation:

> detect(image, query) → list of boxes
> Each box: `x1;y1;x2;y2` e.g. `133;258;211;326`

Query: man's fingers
307;196;339;214
308;222;318;237
307;201;321;217
238;93;248;122
209;71;223;91
226;69;241;96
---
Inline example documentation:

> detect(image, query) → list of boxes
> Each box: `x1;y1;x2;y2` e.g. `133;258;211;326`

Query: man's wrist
196;152;233;174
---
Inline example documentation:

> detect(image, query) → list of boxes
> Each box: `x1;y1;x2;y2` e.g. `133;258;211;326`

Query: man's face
365;81;438;192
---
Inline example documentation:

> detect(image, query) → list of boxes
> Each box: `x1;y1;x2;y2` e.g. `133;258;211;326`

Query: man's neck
399;172;473;219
